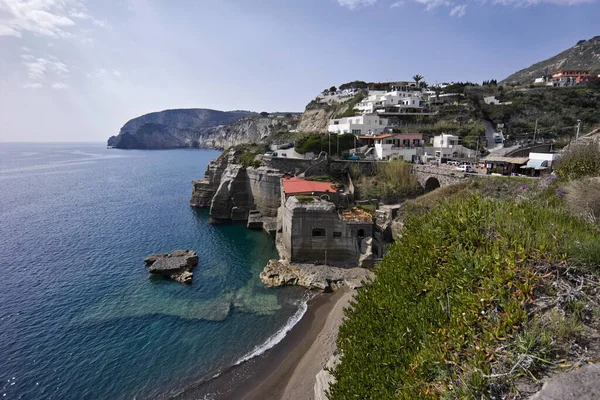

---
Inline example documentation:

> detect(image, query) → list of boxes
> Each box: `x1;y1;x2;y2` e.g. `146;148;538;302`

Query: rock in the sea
260;259;375;291
144;250;198;284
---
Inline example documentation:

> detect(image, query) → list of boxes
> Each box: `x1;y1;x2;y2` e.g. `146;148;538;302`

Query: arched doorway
424;177;441;192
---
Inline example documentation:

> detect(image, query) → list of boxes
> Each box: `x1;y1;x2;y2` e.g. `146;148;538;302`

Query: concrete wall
281;197;373;266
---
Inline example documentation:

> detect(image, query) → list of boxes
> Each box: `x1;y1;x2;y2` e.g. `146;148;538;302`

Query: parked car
456;164;473;173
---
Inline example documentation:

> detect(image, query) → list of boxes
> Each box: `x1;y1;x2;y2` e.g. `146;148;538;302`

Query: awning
520;159;548;170
482;156;529;164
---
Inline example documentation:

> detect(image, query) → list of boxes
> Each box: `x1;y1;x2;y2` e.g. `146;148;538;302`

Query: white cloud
52;82;67;89
21;46;31;52
23;82;43;89
113;70;122;77
391;1;405;6
492;0;594;4
0;24;20;36
337;0;378;9
450;3;467;15
0;0;105;38
21;55;69;81
414;0;451;10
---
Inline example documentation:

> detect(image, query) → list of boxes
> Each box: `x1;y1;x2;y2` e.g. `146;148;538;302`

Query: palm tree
412;74;424;86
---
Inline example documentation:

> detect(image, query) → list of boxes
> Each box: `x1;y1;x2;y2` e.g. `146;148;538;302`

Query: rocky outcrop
297;108;335;133
210;164;253;220
190;153;283;221
260;259;375;291
530;363;600;400
144;250;199;284
314;352;339;400
189;154;230;208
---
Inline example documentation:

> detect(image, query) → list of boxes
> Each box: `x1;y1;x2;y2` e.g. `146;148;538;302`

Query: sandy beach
243;288;353;400
173;288;353;400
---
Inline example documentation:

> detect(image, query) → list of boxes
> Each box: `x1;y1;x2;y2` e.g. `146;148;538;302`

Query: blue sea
0;143;306;399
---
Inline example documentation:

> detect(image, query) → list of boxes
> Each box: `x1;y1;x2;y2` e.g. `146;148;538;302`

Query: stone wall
263;152;329;177
280;197;373;267
412;164;470;189
329;159;379;177
247;167;283;217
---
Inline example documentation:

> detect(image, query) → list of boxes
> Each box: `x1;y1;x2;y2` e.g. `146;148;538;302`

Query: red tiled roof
357;134;393;140
282;177;336;195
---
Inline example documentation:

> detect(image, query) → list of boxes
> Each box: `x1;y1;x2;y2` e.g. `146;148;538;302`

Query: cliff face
296;91;366;133
190;152;283;221
296;108;335;133
107;108;278;150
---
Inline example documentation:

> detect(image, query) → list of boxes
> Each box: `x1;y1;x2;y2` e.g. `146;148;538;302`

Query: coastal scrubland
329;145;600;399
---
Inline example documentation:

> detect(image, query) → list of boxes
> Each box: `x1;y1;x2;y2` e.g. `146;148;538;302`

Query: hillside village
111;35;600;400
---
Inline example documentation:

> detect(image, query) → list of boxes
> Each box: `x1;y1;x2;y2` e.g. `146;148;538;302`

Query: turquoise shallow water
0;143;305;399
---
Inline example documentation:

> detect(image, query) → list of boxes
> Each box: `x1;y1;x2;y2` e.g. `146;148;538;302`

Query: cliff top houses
534;69;600;87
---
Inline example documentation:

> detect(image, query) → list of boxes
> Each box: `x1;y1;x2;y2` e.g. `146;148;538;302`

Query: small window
312;228;326;237
333;232;342;238
357;229;365;238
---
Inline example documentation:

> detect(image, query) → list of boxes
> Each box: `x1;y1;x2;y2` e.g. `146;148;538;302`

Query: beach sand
172;288;353;400
243;288;353;400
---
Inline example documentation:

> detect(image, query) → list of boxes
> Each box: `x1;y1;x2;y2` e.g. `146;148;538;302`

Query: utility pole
337;134;339;158
533;119;538;144
575;119;582;144
328;132;331;157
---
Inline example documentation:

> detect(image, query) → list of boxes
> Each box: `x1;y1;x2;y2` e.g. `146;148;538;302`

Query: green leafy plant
329;195;599;399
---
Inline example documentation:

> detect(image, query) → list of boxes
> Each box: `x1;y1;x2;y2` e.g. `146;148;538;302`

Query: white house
357;133;425;161
432;134;460;148
328;114;388;135
355;89;423;114
426;134;472;160
527;152;562;169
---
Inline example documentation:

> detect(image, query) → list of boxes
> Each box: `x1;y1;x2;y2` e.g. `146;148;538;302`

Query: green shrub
569;239;600;272
356;161;422;202
555;143;600;180
356;204;377;214
295;195;315;203
330;196;599;399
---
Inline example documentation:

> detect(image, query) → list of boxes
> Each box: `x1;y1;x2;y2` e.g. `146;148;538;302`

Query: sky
0;0;598;142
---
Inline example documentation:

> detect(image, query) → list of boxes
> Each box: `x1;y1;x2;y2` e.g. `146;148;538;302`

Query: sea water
0;143;306;399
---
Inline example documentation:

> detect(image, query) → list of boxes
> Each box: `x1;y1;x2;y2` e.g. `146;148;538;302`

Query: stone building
280;196;373;267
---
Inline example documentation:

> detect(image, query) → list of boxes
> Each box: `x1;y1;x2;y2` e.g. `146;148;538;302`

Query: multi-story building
355;89;423;114
551;70;592;87
328;114;388;135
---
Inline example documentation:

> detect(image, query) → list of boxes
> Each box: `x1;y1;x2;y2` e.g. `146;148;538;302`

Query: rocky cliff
190;151;283;221
107;108;285;150
297;92;366;133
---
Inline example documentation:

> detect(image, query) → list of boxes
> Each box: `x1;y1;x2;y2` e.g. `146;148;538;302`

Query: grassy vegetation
295;133;356;155
478;86;600;137
229;143;268;168
331;168;600;399
555;143;600;180
295;195;316;203
330;191;600;399
354;160;422;203
356;204;377;214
